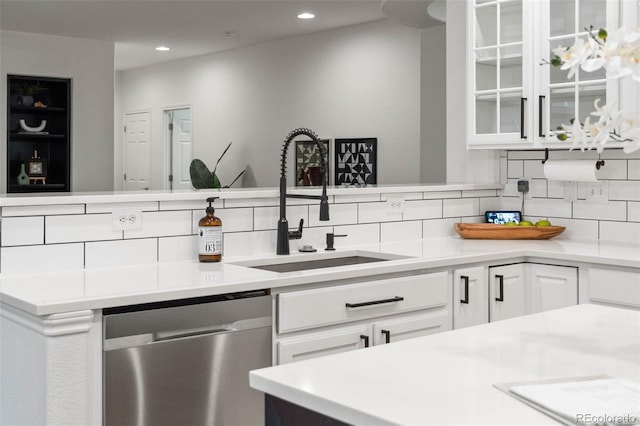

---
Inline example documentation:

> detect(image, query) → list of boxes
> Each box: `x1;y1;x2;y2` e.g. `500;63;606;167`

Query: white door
123;111;151;190
453;266;489;329
168;108;192;190
527;264;578;313
489;264;526;322
372;311;451;346
276;324;370;365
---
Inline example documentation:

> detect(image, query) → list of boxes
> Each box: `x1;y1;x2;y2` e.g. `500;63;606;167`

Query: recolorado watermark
576;413;639;425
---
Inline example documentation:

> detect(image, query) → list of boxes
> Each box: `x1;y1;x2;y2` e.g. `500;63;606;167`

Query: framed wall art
295;139;330;186
334;138;377;186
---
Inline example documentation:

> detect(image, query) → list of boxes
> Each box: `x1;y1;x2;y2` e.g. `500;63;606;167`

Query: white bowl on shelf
19;119;47;133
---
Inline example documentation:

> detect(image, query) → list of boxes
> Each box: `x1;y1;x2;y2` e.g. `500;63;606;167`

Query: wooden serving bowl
454;223;566;240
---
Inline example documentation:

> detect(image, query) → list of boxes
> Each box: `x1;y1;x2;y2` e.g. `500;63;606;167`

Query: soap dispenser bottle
198;197;222;262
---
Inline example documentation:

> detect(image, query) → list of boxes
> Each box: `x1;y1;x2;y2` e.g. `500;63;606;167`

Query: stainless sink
231;250;410;273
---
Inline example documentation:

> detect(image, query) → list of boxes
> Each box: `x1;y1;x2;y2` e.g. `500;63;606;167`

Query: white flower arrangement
551;27;640;153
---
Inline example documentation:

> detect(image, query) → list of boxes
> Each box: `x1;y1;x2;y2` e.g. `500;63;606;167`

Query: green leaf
190;159;215;189
212;173;222;189
598;28;608;41
212;141;233;176
224;169;246;188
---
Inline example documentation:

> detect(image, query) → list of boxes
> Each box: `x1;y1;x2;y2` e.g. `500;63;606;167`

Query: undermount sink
231;250;411;273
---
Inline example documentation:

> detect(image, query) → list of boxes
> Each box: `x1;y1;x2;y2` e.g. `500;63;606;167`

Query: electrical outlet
112;209;143;231
586;181;609;204
386;197;405;215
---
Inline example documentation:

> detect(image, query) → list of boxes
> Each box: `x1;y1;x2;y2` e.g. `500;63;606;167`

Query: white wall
116;20;424;189
421;24;446;183
445;1;499;184
0;30;115;192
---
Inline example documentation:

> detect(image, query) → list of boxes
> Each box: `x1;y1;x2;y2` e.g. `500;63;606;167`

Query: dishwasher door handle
154;326;233;342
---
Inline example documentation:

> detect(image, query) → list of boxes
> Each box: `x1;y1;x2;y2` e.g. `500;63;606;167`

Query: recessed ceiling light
155;46;170;51
297;12;315;20
225;31;237;39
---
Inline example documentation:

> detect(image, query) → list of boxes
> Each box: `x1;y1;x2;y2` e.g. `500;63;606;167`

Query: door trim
162;105;192;190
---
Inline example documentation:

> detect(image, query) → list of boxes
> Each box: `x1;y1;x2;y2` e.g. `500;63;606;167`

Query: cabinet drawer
372;311;451;346
588;267;640;308
277;324;369;364
278;272;449;334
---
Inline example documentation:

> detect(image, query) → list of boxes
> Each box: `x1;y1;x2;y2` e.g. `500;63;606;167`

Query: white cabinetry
586;266;640;310
275;272;452;364
467;0;624;149
452;266;488;329
453;263;578;329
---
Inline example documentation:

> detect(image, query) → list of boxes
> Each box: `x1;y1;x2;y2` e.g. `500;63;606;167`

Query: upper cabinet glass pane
476;4;497;47
500;46;523;88
579;0;607;32
500;1;523;44
550;36;576;84
550;0;576;37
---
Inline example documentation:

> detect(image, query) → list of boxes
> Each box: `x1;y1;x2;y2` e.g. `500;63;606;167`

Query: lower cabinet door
489;264;526;322
371;310;451;346
452;266;488;329
277;324;370;364
527;264;578;313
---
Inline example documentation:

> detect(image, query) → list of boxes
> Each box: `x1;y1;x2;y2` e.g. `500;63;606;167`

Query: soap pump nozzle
206;196;219;214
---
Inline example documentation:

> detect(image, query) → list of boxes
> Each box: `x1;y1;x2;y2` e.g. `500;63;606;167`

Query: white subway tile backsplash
462;189;497;198
501;197;523;211
1;216;44;246
547;180;565;199
159;200;203;211
530;179;547;198
629;202;640;222
215;208;253;233
522;198;572;218
502;180;520;198
403;199;442;220
381;192;422;201
600;149;640;160
125;210;193;239
159;235;198;262
47;214;122;243
333;223;380;246
479;197;501;212
86;202;158;214
381;221;422;242
254;205;308;231
523;160;545;179
334;193;380;203
1;204;84;217
358;202;402;223
608;181;640;201
223;197;279;209
224;230;275;257
573;200;627;221
542;218;599;241
596;160;627;179
85;239;158;268
599;221;640;245
309;203;357;227
500;156;507;185
0;243;84;274
422;218;459;238
422;191;461;200
629;160;640;180
443;198;479;218
508;151;545;160
507;160;524;178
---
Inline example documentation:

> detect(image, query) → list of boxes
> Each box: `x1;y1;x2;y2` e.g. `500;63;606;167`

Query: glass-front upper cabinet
538;0;620;146
466;0;629;149
467;0;535;148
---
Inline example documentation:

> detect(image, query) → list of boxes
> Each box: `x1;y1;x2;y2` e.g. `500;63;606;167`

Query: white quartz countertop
249;304;640;426
1;238;639;316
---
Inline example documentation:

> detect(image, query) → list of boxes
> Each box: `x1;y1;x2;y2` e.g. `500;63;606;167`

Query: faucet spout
277;128;330;255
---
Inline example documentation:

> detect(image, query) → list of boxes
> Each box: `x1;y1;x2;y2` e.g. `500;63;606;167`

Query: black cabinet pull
345;296;404;309
381;329;391;344
538;95;545;137
495;274;504;302
360;334;370;348
520;97;527;139
460;275;470;304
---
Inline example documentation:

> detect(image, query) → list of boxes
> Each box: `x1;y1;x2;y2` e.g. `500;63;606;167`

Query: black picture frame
295;139;330;186
27;158;47;177
334;138;377;186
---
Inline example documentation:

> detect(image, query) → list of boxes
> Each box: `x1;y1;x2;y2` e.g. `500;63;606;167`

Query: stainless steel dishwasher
103;290;272;426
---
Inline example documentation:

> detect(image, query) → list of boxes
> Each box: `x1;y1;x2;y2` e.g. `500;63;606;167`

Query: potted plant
190;141;246;189
10;81;47;107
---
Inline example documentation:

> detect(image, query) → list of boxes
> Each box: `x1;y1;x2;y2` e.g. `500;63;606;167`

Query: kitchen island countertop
250;304;640;425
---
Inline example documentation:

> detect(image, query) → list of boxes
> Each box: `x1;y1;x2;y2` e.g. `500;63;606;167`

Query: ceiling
0;0;444;71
